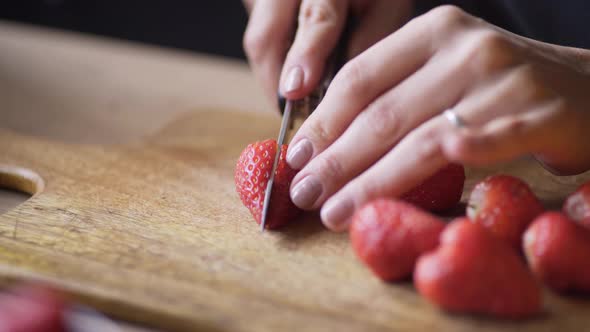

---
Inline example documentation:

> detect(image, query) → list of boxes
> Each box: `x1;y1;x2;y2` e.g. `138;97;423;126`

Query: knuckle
505;117;528;135
414;127;442;162
466;30;515;76
299;1;338;26
243;28;269;63
510;65;549;101
315;154;345;181
360;100;402;141
345;177;378;206
426;5;470;35
306;118;337;146
334;60;372;99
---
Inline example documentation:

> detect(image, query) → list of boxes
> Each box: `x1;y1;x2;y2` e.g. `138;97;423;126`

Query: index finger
243;0;300;102
286;7;453;170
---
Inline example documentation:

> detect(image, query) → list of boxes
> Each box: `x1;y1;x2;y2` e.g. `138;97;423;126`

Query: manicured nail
321;198;354;232
291;175;322;209
287;139;313;170
283;66;304;93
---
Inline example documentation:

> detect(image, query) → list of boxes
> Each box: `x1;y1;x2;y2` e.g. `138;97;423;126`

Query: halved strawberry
235;139;302;229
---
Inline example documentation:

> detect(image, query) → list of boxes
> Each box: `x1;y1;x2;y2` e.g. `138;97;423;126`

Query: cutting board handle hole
0;165;44;199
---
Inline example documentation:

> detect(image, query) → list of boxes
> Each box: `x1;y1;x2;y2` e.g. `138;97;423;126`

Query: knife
260;42;345;231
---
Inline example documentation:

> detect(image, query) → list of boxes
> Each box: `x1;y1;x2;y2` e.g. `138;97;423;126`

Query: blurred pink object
0;284;65;332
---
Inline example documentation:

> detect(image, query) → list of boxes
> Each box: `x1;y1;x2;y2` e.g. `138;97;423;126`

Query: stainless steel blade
260;100;293;231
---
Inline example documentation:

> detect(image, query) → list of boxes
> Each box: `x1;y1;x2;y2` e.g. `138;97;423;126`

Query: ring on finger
443;109;467;129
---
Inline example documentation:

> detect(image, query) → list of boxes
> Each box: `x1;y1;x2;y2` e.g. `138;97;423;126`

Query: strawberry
402;163;465;212
563;181;590;229
350;199;446;281
235;139;302;229
523;211;590;293
0;284;65;332
415;219;541;318
467;175;544;250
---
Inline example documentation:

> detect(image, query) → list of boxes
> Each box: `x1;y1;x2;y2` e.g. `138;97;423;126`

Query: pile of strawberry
352;176;590;318
235;139;590;319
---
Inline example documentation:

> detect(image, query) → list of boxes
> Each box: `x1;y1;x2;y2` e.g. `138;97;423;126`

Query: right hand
242;0;414;104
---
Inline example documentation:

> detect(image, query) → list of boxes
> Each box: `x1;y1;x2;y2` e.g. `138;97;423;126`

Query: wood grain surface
1;109;590;332
1;21;590;332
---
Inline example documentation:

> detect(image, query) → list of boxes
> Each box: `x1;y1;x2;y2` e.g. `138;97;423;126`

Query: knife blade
260;100;293;231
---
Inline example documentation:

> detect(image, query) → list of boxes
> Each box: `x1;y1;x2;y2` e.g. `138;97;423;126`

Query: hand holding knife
260;24;349;231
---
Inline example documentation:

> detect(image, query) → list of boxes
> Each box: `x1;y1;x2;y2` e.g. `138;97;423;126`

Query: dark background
1;1;249;60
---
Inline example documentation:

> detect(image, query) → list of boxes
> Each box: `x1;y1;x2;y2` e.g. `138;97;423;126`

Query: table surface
0;20;268;331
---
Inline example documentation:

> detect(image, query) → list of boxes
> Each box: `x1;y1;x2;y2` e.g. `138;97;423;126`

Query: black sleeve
414;0;590;49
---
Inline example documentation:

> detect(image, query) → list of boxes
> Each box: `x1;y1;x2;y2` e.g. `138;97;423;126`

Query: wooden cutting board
0;109;589;332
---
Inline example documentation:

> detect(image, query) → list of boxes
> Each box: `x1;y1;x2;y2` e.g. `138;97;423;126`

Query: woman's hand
242;0;413;103
286;5;590;231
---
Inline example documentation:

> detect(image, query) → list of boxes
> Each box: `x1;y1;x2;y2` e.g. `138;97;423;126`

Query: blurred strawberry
563;181;590;229
415;219;541;318
467;175;544;250
0;284;65;332
524;211;590;293
402;163;465;212
350;199;446;281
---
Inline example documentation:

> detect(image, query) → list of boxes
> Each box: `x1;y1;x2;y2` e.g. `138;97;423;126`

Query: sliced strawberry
235;139;302;229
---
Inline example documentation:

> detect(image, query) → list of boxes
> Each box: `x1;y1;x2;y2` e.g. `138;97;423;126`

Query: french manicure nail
287;139;313;170
283;66;304;93
321;198;354;232
291;175;322;209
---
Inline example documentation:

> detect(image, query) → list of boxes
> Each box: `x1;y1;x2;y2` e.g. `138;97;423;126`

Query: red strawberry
523;211;590;293
350;199;446;281
0;284;65;332
467;175;544;250
235;139;302;229
415;219;541;318
563;181;590;229
402;163;465;212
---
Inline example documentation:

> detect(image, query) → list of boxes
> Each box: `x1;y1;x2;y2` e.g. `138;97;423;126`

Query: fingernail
321;198;354;232
287;139;313;170
291;175;322;209
283;66;304;93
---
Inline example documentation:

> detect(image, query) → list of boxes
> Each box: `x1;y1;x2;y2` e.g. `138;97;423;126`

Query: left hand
286;5;590;231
